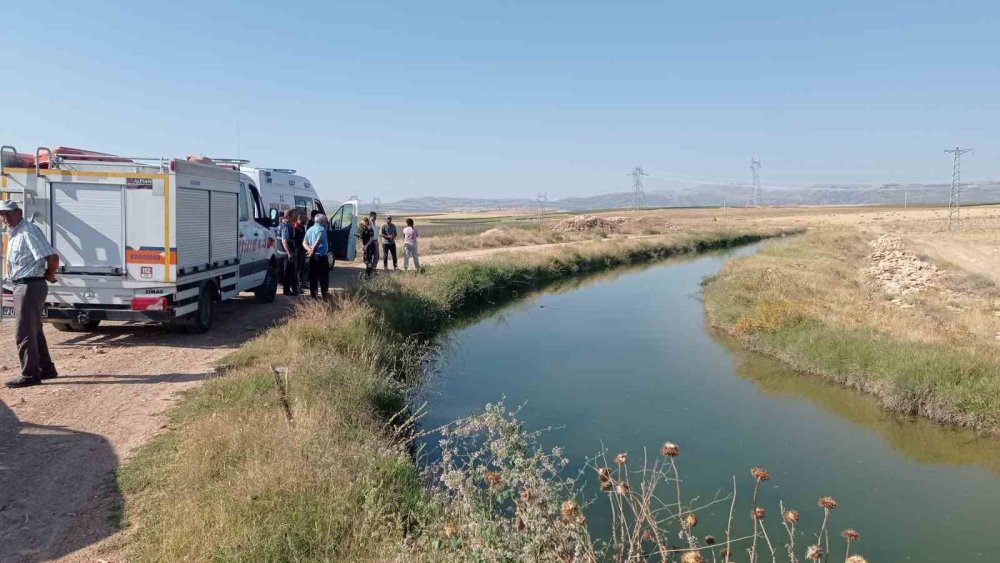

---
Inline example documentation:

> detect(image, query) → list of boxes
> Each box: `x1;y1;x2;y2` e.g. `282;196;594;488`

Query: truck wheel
185;284;216;334
52;320;102;332
254;262;278;304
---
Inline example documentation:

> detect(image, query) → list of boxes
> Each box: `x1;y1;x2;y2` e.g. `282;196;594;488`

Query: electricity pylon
944;147;973;231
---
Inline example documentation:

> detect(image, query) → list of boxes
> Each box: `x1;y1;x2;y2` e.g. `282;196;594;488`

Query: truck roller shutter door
51;182;125;275
210;191;238;263
177;188;210;269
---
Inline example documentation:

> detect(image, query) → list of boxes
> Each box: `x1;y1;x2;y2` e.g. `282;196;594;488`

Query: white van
219;160;359;264
233;165;326;218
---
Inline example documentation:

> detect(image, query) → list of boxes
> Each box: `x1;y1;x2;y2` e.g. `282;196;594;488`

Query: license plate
0;306;46;317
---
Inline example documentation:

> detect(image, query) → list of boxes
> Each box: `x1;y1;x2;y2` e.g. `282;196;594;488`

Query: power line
642;171;991;193
628;166;647;211
944;147;974;231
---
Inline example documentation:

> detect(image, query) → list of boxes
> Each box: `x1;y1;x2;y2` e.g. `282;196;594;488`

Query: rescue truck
0;146;280;333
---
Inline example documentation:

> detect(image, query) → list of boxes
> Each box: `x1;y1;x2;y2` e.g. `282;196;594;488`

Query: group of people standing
275;209;332;298
274;208;421;296
358;211;420;277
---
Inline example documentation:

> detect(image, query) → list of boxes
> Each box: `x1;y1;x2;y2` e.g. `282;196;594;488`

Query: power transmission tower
628;167;647;211
536;192;549;223
944;147;973;231
372;196;382;214
749;158;762;208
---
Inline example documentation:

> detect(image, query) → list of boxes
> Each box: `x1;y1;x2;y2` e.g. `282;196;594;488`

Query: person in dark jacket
358;217;378;278
277;210;298;295
294;212;308;290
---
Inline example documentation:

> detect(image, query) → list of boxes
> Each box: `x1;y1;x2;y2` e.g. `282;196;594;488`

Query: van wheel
254;262;278;304
52;320;101;332
185;284;216;334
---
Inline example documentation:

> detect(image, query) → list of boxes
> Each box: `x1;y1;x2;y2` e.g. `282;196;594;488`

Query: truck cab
237;174;279;293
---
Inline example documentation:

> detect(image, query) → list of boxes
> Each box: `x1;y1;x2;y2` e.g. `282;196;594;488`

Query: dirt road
0;292;298;562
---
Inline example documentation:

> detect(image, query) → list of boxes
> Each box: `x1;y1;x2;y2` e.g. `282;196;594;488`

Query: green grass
703;231;1000;433
119;227;788;561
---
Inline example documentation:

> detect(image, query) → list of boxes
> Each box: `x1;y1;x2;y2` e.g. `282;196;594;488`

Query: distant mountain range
330;181;1000;214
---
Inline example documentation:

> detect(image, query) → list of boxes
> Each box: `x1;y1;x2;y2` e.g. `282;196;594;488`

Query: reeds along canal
419;244;1000;562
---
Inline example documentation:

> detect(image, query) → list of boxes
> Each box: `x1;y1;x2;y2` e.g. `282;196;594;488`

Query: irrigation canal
420;244;1000;562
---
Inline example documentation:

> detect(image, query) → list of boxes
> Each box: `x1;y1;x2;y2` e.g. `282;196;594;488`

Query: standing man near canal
381;215;398;271
1;200;60;388
277;209;298;296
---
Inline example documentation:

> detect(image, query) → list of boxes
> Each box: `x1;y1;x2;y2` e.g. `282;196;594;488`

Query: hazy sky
2;1;998;202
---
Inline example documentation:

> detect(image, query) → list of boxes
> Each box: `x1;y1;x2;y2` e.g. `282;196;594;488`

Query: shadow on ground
0;400;121;562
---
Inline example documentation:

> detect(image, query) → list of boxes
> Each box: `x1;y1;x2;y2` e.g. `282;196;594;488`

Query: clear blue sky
2;1;998;202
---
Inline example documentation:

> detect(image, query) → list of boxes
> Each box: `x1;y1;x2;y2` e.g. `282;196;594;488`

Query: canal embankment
703;228;1000;434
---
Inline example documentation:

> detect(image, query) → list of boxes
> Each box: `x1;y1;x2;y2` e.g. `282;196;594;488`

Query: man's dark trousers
382;243;397;269
280;255;297;293
14;280;56;379
308;254;330;297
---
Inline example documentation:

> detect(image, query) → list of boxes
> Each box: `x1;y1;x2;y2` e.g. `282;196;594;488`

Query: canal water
419;245;1000;562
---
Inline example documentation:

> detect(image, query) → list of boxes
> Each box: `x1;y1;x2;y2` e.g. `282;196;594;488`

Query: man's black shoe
6;376;42;388
39;372;58;380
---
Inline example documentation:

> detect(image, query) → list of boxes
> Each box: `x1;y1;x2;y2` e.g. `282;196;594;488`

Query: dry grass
416;212;679;255
704;228;1000;432
420;226;571;255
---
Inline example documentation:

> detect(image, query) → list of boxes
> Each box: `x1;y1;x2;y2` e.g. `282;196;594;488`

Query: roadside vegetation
119;227;807;561
703;228;1000;433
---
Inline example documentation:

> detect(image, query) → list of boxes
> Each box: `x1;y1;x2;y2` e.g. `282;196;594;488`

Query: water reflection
721;334;1000;476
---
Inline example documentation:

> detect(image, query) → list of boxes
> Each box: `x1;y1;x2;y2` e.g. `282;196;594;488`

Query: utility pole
536;192;548;223
750;158;762;208
628;166;647;211
904;190;907;209
944;147;973;231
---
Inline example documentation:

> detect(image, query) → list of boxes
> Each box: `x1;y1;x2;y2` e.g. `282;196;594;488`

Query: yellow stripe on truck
163;175;170;282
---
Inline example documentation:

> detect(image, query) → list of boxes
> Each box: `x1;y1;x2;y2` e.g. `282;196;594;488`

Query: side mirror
268;208;279;222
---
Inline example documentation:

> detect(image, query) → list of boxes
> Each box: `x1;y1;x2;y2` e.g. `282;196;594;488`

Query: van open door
329;200;358;261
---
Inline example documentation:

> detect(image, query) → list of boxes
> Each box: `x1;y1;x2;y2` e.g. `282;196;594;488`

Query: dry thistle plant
419;402;596;561
420;403;869;562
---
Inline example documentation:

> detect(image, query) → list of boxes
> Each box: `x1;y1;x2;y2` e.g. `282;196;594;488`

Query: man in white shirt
1;200;60;388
